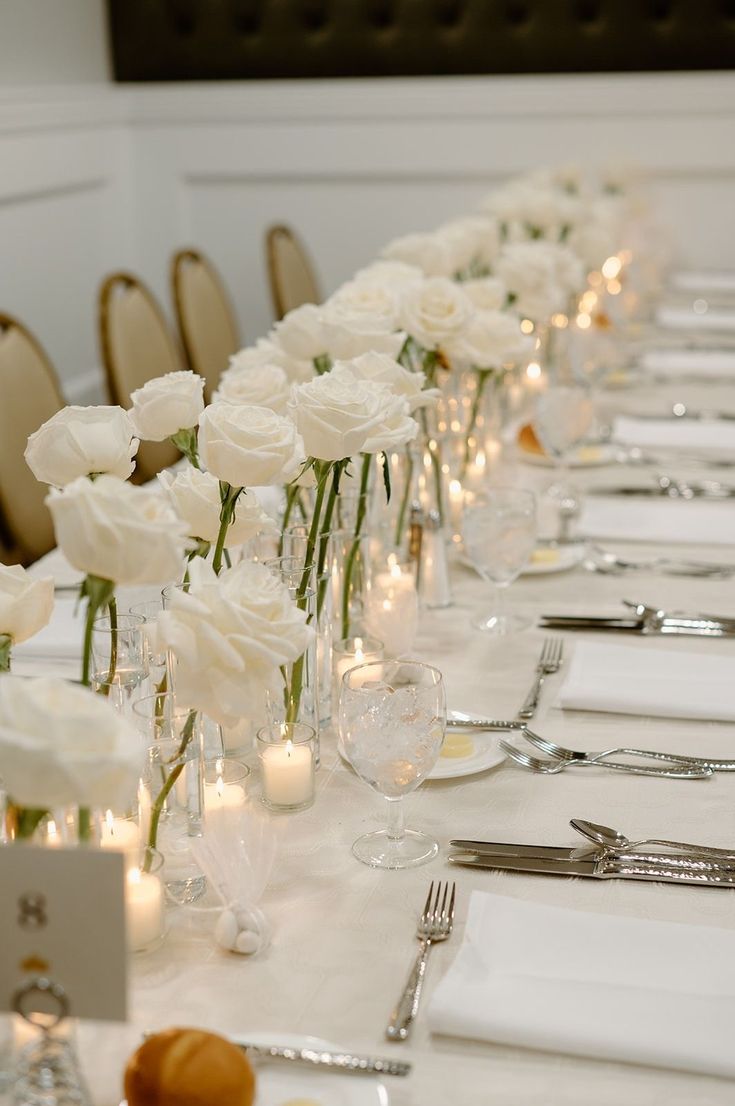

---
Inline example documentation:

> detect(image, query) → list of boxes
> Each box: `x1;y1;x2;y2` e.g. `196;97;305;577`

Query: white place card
0;845;127;1022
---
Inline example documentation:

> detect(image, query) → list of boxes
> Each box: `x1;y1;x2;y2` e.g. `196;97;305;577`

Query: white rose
25;406;139;487
289;364;417;461
214;363;291;414
47;475;190;585
399;277;473;350
128;371;205;442
229;338;314;383
483;183;580;241
198;404;304;488
337;351;438;411
0;564;54;645
271;304;327;361
462;277;507;313
381;231;454;277
158;467;276;545
156;559;312;728
435;216;501;273
550;241;586;296
0;676;144;809
352;260;423;291
324;280;401;335
444;310;532;370
318;320;406;361
496;241;569;322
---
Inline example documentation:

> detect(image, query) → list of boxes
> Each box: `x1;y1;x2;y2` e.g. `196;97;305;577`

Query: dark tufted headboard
107;0;735;81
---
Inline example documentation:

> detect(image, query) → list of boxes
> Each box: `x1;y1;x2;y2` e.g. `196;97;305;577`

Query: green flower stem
341;453;371;638
296;461;330;607
78;807;93;843
11;807;48;839
459;368;492;482
104;595;118;692
145;708;198;870
169;427;200;469
394;447;414;549
0;634;11;672
278;482;302;557
80;575;115;687
213;483;243;575
419;407;445;524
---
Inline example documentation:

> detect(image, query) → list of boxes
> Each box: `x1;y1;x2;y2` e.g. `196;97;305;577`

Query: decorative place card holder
0;846;128;1104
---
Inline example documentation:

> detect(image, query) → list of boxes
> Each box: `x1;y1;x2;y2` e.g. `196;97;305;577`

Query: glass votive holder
126;846;166;954
256;722;316;814
203;758;251;828
332;636;384;704
99;810;141;873
364;556;419;656
91;613;148;695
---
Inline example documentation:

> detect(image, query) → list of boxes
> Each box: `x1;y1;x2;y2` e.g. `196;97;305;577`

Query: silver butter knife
448;851;735;887
235;1042;411;1076
449;840;735;869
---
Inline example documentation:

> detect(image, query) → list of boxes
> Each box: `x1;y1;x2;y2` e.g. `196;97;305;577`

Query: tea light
257;723;316;812
44;819;62;848
125;859;165;953
365;557;419;656
448;479;463;539
100;810;140;872
333;635;384;688
203;759;249;830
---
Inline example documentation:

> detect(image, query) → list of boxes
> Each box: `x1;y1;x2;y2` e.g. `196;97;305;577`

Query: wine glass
462;487;537;635
532;383;594;539
338;660;445;870
91;613;148;704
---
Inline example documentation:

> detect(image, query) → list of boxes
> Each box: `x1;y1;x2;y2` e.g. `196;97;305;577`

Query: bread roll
124;1027;255;1106
517;423;545;456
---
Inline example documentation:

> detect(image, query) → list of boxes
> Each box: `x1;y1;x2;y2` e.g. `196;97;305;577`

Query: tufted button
435;0;464;29
505;1;530;25
301;0;329;31
574;0;601;24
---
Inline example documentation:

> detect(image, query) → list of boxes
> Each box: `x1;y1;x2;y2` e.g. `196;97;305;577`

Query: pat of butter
280;1100;323;1106
531;548;560;565
577;446;602;463
441;733;475;759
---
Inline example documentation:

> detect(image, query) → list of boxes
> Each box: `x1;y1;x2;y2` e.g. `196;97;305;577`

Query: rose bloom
434;215;501;273
198;404;304;488
213;363;291;414
128;370;205;442
323;280;402;336
230;337;314;384
25;405;138;487
158;467;276;545
156;559;313;728
495;241;570;323
462;277;508;313
289;364;417;462
47;475;190;585
444;310;532;370
352;260;423;292
381;231;454;277
335;351;438;412
0;676;144;809
399;277;474;351
0;564;54;645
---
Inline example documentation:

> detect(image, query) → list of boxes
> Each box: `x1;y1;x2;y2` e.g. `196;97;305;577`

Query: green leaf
381;451;392;504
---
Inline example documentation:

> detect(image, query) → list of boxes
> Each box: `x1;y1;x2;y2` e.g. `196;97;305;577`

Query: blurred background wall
0;0;734;404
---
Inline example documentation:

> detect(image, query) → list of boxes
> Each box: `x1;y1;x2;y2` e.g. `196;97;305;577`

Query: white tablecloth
20;372;735;1106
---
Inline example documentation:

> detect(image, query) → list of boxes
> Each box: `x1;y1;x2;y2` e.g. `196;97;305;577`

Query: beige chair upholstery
265;224;321;321
98;272;182;482
171;248;239;401
0;313;64;564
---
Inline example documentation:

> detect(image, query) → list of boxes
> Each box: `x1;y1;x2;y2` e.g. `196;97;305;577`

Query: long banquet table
21;369;735;1106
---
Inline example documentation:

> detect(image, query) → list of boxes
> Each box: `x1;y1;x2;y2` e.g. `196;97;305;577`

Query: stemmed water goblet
532;381;594;539
462;487;537;635
338;660;445;870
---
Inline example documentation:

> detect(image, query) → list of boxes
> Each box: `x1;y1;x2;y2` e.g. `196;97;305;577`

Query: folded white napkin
656;305;735;332
578;496;735;546
557;640;735;721
429;891;735;1078
641;348;735;378
14;597;82;661
672;270;735;294
614;415;735;453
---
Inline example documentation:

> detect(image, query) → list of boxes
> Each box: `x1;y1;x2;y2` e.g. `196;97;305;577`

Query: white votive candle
100;810;140;872
258;726;316;812
365;559;419;656
333;635;384;688
125;866;165;952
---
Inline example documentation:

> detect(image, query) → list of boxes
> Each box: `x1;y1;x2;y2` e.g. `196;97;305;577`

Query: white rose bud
213;363;291;414
158;467;276;545
25;406;139;487
0;676;144;809
198;404;304;488
0;564;54;645
156;559;313;728
47;475;190;585
399;277;473;351
289;364;417;462
128;370;205;442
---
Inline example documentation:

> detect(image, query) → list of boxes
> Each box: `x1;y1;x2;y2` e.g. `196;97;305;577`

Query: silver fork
520;729;735;772
499;740;712;779
385;881;456;1042
517;638;564;720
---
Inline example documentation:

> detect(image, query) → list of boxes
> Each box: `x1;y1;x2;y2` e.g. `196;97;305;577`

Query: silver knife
449;841;735;869
539;614;735;637
446;717;525;731
591;486;735;499
234;1042;411;1077
449;839;598;861
447;851;735;887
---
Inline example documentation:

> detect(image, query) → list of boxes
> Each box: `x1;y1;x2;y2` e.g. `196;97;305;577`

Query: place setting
4;153;735;1106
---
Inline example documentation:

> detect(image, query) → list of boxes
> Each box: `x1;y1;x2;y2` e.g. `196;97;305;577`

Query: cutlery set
591;475;735;499
583;546;735;578
541;600;735;637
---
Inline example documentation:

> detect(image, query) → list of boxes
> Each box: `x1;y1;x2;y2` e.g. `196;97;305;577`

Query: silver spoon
570;818;735;860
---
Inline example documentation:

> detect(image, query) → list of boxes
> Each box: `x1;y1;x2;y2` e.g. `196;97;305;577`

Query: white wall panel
0;73;734;402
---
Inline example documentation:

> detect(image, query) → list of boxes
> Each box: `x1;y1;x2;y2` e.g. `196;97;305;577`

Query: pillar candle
125;866;165;953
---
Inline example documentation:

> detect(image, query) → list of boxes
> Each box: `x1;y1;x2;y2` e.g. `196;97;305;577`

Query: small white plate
122;1033;389;1106
428;712;506;781
520;442;617;468
520;543;586;576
